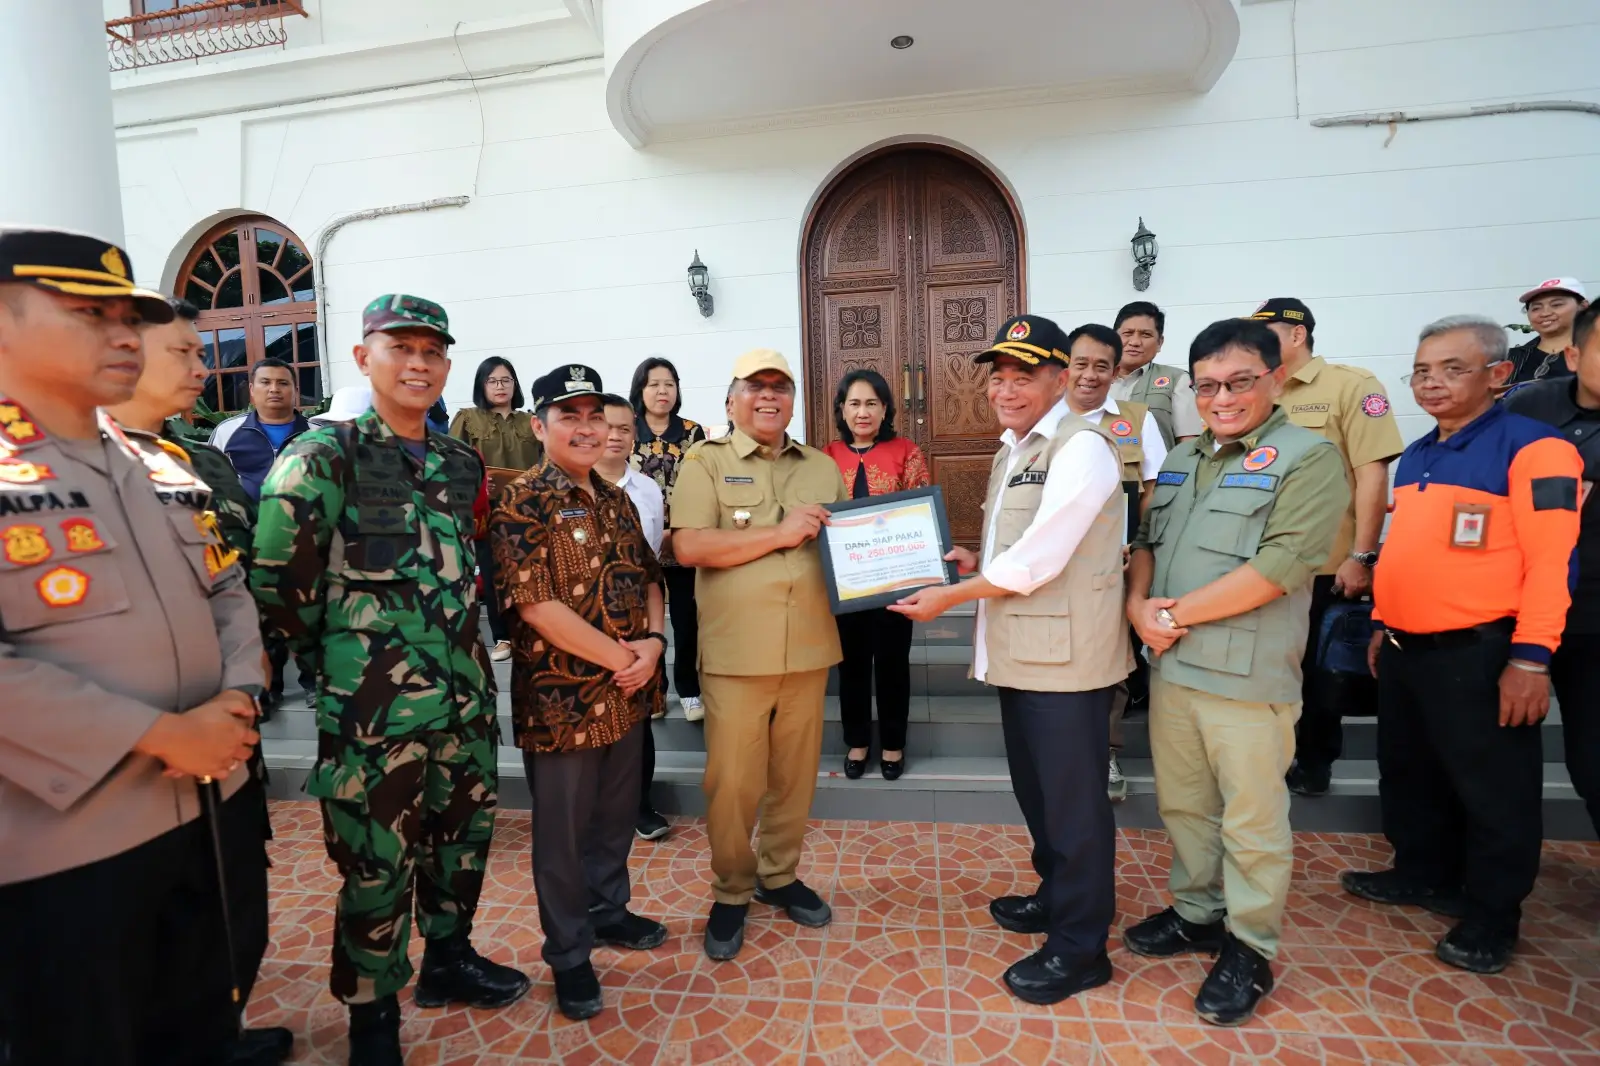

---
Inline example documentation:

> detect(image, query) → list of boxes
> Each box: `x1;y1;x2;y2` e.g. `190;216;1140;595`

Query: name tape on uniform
1219;472;1279;491
1156;471;1188;486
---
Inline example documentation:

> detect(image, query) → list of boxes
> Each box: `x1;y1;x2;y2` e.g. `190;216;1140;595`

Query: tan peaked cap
731;348;795;382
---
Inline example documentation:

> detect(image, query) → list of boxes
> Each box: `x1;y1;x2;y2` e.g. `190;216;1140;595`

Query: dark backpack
1313;599;1378;717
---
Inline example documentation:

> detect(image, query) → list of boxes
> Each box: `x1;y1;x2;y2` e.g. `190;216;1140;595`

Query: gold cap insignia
101;247;128;279
1007;320;1031;342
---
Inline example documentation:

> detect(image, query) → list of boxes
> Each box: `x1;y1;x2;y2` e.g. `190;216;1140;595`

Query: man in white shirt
1063;323;1170;803
894;315;1129;1005
597;398;670;842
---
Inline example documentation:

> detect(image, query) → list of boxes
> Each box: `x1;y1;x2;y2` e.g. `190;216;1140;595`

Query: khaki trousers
700;668;830;904
1148;673;1299;959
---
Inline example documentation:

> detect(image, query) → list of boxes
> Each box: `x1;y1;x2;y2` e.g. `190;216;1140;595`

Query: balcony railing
106;1;308;72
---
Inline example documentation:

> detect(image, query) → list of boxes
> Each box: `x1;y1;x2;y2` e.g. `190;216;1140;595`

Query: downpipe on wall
312;196;471;392
1313;100;1600;145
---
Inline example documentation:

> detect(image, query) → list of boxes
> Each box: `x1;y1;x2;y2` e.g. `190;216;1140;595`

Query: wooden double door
801;148;1024;545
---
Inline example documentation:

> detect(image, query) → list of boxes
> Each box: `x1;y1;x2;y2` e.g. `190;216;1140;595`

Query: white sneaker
1107;752;1127;803
490;640;512;663
681;695;705;722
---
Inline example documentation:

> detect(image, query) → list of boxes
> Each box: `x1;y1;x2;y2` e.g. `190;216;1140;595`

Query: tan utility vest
977;412;1133;692
1103;400;1149;487
1145;416;1334;703
1122;363;1185;448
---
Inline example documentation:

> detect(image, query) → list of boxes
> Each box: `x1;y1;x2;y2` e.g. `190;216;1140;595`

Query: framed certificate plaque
817;486;960;615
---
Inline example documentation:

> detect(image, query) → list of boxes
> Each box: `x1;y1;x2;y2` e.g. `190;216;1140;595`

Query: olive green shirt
449;406;541;472
670;428;846;676
1133;408;1350;593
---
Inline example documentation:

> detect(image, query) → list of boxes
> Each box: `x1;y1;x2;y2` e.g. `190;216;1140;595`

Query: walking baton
197;774;244;1035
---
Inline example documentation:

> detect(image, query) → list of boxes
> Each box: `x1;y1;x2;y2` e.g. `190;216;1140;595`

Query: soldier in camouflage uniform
104;294;294;1066
251;295;528;1066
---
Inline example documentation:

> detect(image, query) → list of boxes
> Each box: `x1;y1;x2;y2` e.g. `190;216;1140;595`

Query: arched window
176;216;321;414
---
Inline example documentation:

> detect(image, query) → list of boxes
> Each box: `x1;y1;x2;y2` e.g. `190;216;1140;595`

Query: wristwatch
1350;550;1379;568
644;631;669;647
1156;608;1180;630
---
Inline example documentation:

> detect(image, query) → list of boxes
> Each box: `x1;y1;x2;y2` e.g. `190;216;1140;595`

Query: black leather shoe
1003;948;1113;1005
1195;936;1274;1027
1123;907;1227;958
552;960;604;1021
704;902;748;961
594;911;669;951
754;879;832;927
635;809;671;841
257;691;280;723
843;755;868;779
1340;869;1468;919
347;996;402;1066
413;935;531;1009
1285;761;1331;797
880;755;905;781
1435;920;1516;974
989;893;1049;935
227;1026;294;1065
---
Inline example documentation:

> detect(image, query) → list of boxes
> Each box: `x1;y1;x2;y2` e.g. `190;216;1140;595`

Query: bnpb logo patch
1241;446;1279;472
1152;375;1171;389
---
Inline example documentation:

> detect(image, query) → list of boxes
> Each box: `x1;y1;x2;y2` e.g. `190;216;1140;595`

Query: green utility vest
1122;363;1185;449
1144;414;1334;704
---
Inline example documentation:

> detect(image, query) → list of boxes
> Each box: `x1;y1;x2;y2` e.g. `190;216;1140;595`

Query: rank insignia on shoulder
36;565;89;607
1220;472;1279;491
0;458;53;484
0;401;43;447
60;517;104;553
154;438;192;463
1152;376;1171;388
3;524;52;566
1109;419;1133;438
148;461;192;486
1156;471;1188;486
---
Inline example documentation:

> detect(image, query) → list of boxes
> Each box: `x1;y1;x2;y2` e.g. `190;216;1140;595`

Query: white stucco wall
110;0;1600;443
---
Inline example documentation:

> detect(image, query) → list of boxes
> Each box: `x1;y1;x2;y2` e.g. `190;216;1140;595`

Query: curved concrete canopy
606;0;1241;146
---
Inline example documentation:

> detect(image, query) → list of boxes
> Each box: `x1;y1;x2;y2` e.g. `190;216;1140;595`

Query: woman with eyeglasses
629;357;709;721
451;357;541;661
822;369;930;780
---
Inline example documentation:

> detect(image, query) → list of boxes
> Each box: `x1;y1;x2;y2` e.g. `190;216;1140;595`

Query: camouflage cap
361;293;455;345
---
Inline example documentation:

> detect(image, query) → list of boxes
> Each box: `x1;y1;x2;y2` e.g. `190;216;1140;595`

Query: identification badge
723;476;755;484
1451;502;1490;550
559;508;588;519
1008;470;1047;488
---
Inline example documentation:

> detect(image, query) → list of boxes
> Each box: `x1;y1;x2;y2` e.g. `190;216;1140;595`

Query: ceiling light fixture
890;35;914;50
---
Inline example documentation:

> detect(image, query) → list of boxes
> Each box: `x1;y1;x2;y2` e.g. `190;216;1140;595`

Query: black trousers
0;780;270;1066
1376;627;1544;932
476;538;508;644
998;686;1117;963
664;566;700;700
639;716;658;817
524;724;644;971
1550;632;1600;837
835;607;915;751
1294;575;1343;770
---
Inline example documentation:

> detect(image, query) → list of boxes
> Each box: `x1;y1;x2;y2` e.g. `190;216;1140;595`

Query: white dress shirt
1109;363;1204;439
972;399;1123;683
615;464;665;554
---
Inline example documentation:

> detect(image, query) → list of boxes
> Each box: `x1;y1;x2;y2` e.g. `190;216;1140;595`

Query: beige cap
731;348;795;382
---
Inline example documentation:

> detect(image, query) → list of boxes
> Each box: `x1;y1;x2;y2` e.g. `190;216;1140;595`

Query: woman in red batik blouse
822;369;931;781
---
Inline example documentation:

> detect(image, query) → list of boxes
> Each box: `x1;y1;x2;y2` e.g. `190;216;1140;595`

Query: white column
0;0;125;243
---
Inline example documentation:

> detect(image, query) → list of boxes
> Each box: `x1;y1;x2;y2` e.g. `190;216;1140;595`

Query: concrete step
261;741;1592;839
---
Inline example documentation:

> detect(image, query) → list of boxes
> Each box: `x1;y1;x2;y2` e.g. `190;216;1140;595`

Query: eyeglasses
743;379;795;396
485;377;515;387
1401;360;1505;386
1190;371;1274;399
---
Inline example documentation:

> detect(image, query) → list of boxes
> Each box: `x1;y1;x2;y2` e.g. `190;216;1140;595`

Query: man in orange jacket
1345;315;1581;975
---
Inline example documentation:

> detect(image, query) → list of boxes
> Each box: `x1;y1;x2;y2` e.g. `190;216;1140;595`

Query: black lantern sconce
1131;218;1158;292
688;250;714;317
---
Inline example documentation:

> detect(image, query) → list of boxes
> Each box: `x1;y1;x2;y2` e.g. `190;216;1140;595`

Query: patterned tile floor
253;801;1600;1065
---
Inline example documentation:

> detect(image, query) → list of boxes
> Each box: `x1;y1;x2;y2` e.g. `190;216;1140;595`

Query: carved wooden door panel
802;149;1023;546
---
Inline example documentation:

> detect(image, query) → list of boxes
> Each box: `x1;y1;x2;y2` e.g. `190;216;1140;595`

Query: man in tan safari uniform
671;349;846;962
896;314;1129;1007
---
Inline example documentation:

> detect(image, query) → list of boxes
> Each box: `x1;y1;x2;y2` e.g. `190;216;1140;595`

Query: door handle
916;363;927;411
902;362;912;411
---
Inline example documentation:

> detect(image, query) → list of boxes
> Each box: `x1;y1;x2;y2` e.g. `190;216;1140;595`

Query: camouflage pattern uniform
251;408;499;1005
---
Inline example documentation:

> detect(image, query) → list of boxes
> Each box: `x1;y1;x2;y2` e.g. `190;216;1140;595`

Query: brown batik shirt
490;460;663;753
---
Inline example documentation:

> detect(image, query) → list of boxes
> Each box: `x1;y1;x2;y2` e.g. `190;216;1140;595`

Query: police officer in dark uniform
0;227;266;1066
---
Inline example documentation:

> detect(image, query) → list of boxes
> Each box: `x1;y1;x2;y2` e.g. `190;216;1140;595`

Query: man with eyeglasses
1123;317;1349;1026
1343;315;1581;975
670;350;846;961
1248;298;1403;798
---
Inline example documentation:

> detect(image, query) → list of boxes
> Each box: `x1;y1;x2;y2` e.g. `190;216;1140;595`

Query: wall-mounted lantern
1131;218;1158;292
688;250;714;317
